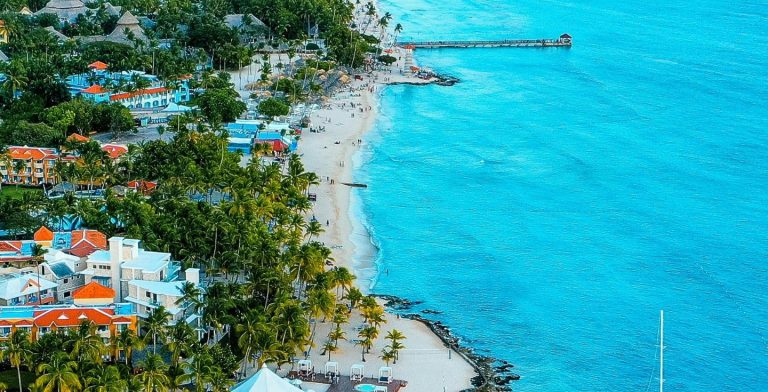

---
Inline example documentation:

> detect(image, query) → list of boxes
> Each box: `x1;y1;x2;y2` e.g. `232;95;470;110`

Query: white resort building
81;237;202;331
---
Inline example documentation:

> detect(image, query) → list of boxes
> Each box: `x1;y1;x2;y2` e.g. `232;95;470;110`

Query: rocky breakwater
374;294;520;391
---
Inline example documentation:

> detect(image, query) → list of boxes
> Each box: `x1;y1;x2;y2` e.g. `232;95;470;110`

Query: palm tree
114;328;144;366
164;322;196;367
380;349;396;366
13;159;26;188
321;339;337;361
31;244;48;303
35;352;81;392
180;347;214;392
393;23;403;45
67;321;106;363
236;312;263;374
175;281;203;317
346;286;364;309
207;368;233;392
384;329;406;363
0;329;32;392
143;306;171;354
137;354;169;392
84;366;126;392
1;61;29;99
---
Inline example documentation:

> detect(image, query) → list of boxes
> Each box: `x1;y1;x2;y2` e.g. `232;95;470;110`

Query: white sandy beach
227;4;478;389
294;53;477;390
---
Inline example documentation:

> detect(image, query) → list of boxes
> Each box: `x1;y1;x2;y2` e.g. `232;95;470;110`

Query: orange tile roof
101;144;128;159
0;241;22;253
66;243;100;258
34;226;54;242
71;230;107;249
33;308;114;327
110;87;167;101
7;146;59;160
113;316;133;323
88;61;108;70
13;319;33;326
81;85;108;94
72;281;115;300
66;133;90;142
127;180;157;190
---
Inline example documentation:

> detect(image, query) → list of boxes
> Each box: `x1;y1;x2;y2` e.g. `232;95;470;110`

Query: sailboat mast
660;310;664;392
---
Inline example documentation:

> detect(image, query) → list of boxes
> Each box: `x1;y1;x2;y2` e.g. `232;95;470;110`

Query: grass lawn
0;369;36;391
0;186;42;200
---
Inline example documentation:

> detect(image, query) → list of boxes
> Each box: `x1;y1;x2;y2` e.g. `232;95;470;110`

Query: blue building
67;61;191;110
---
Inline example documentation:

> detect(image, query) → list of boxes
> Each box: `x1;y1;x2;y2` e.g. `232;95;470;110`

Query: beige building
81;237;201;330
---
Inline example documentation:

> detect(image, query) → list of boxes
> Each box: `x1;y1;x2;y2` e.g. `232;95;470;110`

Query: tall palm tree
175;281;203;317
393;23;403;45
384;329;406;363
31;244;48;303
67;321;106;364
143;306;171;354
137;354;169;392
35;352;81;392
164;322;196;368
84;366;126;392
113;328;144;366
0;330;32;392
180;346;214;392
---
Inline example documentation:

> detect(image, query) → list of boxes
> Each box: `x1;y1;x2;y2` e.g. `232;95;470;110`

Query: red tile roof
71;230;107;249
65;243;100;258
81;85;108;94
0;241;22;253
66;133;90;142
72;281;115;300
110;87;167;101
113;316;133;323
127;180;157;191
101;144;128;159
7;146;59;160
34;226;54;242
33;308;114;327
88;61;109;70
13;319;33;327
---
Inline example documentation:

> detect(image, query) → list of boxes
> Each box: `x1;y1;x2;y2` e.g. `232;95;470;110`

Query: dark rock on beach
377;293;519;392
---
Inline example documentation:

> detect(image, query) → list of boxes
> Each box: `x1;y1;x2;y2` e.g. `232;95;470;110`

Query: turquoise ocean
351;0;768;390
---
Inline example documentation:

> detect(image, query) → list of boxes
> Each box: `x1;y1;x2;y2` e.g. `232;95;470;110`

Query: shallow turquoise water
354;0;768;390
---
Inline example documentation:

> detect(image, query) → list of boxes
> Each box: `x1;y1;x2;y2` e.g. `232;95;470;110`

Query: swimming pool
353;384;376;392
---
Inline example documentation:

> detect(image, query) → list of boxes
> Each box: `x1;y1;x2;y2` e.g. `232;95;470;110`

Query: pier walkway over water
398;34;572;49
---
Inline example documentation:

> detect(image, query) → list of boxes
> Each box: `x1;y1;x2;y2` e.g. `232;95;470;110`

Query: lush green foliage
257;97;289;118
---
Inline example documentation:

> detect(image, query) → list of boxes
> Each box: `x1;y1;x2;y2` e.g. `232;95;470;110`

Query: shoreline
298;49;484;390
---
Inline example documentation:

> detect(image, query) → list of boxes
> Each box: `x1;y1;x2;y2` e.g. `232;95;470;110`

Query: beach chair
350;364;364;381
324;361;339;381
378;366;393;384
298;359;314;380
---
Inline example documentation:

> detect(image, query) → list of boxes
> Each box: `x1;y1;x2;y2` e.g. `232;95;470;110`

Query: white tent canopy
231;365;303;392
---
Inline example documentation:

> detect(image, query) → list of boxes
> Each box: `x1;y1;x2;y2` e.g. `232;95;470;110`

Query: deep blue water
353;0;768;391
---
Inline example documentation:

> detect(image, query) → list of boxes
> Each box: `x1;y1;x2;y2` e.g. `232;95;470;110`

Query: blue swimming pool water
354;0;768;390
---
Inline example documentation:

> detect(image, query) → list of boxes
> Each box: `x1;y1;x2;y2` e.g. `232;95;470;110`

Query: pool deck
287;372;406;392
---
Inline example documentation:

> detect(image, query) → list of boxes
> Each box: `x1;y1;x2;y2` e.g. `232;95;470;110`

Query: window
63;278;69;284
63;291;70;298
0;327;11;336
145;291;151;298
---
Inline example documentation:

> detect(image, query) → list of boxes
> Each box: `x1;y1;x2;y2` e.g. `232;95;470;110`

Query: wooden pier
399;34;572;49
